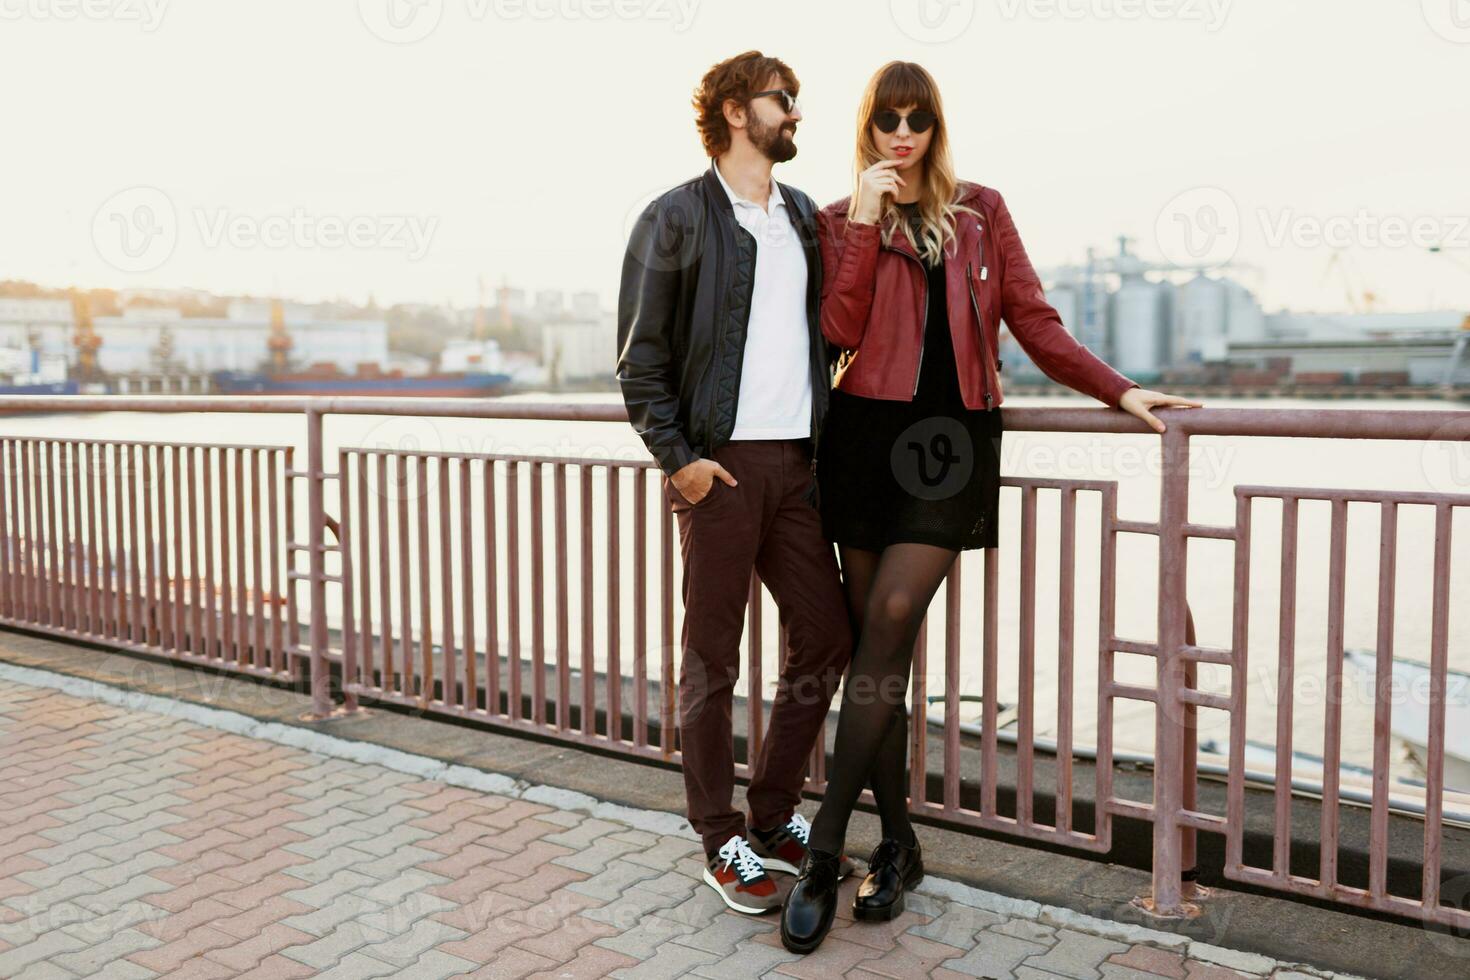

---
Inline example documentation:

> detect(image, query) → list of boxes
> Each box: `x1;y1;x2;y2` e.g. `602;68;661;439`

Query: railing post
305;408;332;719
1147;424;1191;916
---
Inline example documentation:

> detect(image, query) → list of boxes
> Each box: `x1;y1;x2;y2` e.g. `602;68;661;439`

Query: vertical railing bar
251;449;265;669
909;616;929;808
185;446;200;656
1319;497;1347;887
943;559;962;811
267;451;283;672
59;442;74;631
554;463;570;730
305;411;330;717
1368;500;1397;899
1422;502;1452;912
157;444;174;650
1226;492;1253;871
284;446;298;673
234;446;249;666
579;465;595;738
395;453;413;699
26;440;40;625
141;443;156;645
376;453;395;694
1057;487;1077;834
605;465;621;742
218;447;234;661
531;461;546;726
437;456;455;709
59;441;74;631
98;443;113;638
416;455;435;708
660;482;675;759
203;447;218;660
746;572;763;770
459;457;477;712
172;445;185;653
1017;483;1038;826
46;441;62;628
633;471;647;748
87;443;101;636
1273;495;1299;879
1097;484;1119;847
354;451;373;691
120;444;135;643
507;460;522;721
1151;425;1190;914
981;545;999;818
337;450;357;712
0;439;10;621
484;458;501;716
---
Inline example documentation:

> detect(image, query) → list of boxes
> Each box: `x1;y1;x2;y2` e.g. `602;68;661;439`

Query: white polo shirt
712;158;813;441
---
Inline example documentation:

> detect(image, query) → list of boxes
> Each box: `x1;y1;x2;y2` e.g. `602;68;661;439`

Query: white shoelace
786;813;812;844
717;835;765;882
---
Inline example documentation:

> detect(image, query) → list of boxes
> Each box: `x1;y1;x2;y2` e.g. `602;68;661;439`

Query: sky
2;0;1468;315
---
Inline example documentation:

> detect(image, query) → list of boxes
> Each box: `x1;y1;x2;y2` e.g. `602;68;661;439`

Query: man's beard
750;113;797;163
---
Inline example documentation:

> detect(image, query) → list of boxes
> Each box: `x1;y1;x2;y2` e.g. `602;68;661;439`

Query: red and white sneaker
702;835;782;914
748;813;856;879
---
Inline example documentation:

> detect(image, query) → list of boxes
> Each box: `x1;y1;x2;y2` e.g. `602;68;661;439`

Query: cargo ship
210;364;513;397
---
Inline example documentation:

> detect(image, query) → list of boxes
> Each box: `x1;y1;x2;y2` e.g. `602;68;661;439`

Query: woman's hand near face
1117;387;1203;434
853;158;906;225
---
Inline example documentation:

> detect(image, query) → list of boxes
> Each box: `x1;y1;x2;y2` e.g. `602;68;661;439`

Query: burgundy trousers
663;438;854;859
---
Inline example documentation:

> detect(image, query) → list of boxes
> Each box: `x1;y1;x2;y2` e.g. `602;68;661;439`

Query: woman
779;61;1200;955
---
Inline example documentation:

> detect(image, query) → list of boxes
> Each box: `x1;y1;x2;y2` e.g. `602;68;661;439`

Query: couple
615;51;1198;955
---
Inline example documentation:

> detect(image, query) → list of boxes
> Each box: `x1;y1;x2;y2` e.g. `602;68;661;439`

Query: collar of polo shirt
712;157;785;213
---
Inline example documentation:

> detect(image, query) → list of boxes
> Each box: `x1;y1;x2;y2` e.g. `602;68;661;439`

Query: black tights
808;541;959;856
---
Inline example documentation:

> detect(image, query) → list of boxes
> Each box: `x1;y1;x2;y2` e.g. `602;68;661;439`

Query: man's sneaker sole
757;854;853;879
702;868;777;915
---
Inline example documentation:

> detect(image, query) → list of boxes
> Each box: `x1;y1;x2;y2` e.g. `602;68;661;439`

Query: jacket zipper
882;243;929;397
702;210;727;451
967;261;995;410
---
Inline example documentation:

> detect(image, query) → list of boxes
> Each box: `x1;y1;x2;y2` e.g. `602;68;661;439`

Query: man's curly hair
692;51;799;158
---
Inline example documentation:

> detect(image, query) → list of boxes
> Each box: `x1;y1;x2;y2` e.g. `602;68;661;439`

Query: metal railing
0;395;1466;929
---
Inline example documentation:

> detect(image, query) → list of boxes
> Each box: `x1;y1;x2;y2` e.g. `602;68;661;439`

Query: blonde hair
848;61;979;265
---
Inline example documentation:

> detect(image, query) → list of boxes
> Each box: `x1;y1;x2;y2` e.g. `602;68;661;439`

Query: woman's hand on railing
1117;387;1203;434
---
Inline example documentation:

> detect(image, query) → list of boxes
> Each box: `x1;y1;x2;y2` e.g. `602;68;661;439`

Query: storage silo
1225;281;1266;343
1110;276;1172;381
1175;273;1229;364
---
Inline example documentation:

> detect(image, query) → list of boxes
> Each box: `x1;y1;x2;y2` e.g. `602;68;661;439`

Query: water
4;393;1468;788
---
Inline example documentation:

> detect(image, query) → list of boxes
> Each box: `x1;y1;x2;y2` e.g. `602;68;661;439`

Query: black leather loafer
853;835;924;921
779;847;843;954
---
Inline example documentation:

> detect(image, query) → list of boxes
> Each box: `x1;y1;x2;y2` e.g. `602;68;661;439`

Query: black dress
816;202;1004;552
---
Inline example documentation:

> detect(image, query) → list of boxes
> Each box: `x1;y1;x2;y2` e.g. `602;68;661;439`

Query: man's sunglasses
751;88;801;115
873;109;937;134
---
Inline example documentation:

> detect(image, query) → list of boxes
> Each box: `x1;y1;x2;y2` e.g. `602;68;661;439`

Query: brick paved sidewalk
0;669;1366;980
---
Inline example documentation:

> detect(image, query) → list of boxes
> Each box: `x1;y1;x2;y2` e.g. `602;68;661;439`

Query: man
615;51;856;914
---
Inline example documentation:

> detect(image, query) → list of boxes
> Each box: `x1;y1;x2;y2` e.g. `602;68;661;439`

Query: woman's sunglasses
751;89;801;115
873;109;937;134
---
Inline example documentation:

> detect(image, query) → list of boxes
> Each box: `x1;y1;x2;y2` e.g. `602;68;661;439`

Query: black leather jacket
616;164;835;478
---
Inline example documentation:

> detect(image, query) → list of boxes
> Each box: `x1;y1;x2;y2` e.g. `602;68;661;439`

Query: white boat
1342;648;1470;792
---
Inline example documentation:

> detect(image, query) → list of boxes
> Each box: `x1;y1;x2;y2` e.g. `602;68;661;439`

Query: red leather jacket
816;181;1136;409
